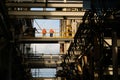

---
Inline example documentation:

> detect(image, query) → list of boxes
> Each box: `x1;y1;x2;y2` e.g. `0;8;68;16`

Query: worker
49;28;54;37
42;28;47;37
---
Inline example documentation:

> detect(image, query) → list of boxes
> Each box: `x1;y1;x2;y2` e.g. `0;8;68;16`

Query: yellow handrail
22;28;75;38
35;31;75;38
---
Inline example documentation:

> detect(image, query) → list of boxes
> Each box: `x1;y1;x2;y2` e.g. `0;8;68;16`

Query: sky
33;19;60;30
33;19;60;37
31;19;60;54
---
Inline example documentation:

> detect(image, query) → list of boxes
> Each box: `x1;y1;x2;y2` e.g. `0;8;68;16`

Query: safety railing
35;29;75;38
21;28;75;39
35;29;60;37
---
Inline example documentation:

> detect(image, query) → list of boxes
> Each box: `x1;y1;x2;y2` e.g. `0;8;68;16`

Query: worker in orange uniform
49;28;54;37
42;28;47;37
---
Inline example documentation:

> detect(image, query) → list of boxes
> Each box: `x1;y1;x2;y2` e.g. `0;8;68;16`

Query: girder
6;0;84;19
8;15;83;19
18;37;74;43
8;11;85;19
6;0;83;3
27;61;61;68
6;3;83;8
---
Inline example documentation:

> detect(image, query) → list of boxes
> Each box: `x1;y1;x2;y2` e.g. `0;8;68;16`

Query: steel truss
57;9;120;80
6;0;84;19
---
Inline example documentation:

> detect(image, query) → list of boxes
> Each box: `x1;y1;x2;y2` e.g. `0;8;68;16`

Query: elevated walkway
18;30;74;43
18;36;74;43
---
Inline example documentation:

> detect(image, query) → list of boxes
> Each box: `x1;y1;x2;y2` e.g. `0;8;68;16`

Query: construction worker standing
49;28;54;37
42;28;47;37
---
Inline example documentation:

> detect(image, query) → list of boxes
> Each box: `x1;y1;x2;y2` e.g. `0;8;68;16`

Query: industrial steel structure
0;0;120;80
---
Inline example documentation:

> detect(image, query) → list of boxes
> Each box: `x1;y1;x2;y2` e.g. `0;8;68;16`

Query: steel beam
112;31;118;80
18;37;74;43
9;16;83;19
8;11;85;16
6;0;83;3
8;11;85;19
6;3;83;8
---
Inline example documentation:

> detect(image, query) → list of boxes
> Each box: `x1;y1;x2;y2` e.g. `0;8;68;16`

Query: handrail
21;27;75;38
35;29;75;38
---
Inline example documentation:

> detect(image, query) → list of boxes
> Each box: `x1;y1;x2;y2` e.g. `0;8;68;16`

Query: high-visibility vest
42;29;46;34
49;29;54;33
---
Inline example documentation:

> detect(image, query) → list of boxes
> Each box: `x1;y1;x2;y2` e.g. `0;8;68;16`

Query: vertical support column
66;20;72;37
45;0;48;7
60;41;70;54
99;31;104;80
112;31;118;80
60;42;64;54
64;42;70;54
90;55;94;80
60;20;65;37
8;43;14;80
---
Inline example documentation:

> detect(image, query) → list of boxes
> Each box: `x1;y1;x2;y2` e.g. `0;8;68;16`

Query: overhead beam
6;2;83;8
9;16;83;19
6;0;83;3
18;37;74;43
8;11;85;18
